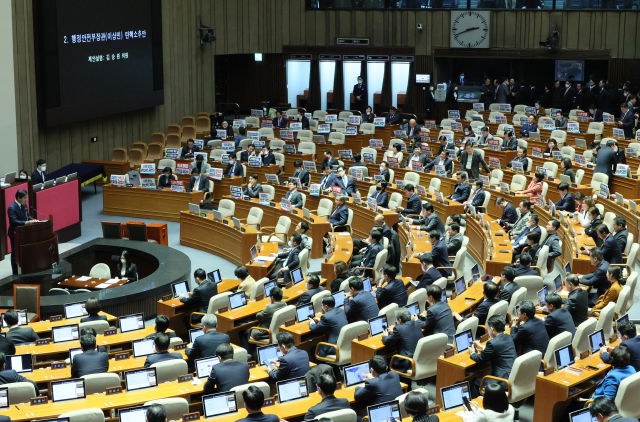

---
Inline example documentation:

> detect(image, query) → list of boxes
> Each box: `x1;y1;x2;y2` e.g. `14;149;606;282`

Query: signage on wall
337;38;369;45
291;54;312;59
343;55;365;60
391;55;414;61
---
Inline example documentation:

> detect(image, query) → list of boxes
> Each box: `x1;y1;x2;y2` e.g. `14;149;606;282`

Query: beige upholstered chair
479;350;542;403
615;371;640;419
89;264;111;279
59;409;105;422
262;216;291;243
0;382;37;404
390;334;448;386
248;305;296;345
314;321;369;366
218;199;236;218
513;276;544;302
232;382;270;408
542;331;572;369
378;303;398;324
150;360;188;383
79;320;110;336
572;318;598;356
144;398;189;422
456;316;479;340
83;373;121;395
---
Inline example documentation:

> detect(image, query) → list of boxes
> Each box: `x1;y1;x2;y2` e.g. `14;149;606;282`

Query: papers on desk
105;279;120;285
75;276;92;282
257;256;276;262
94;283;111;289
338;233;350;236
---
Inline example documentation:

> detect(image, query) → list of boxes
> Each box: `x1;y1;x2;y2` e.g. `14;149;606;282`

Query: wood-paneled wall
11;0;640;170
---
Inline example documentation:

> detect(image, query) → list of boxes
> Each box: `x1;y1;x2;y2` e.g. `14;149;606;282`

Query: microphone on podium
30;206;47;221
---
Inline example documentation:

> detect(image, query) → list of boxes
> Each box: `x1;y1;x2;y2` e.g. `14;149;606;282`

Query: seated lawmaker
190;154;211;175
428;230;452;277
511;253;538;278
216;120;234;138
495;197;518;225
501;131;517;151
588;397;633;422
344;277;379;323
269;234;302;285
464;179;486;210
145;315;177;339
80;297;107;323
268;332;310;382
415;284;455;344
453;281;500;327
519;115;538;137
405;145;427;168
234;266;256;298
350;230;384;279
577;247;611;306
450;171;471;203
285;221;311;252
590;267;624;317
539;293;576;339
298;275;325;306
508;147;529;171
330;261;349;294
368;180;389;209
319;165;337;194
71;334;109;378
584;207;604;247
291;159;309;185
181;138;200;159
425;150;453;174
225;155;243;177
283;180;303;208
354;355;403;407
187;168;211;193
408;202;445;233
310;296;348;358
444;223;463;256
243;173;262;198
158;167;174;188
600;321;640;371
498;267;520;304
543;138;561;157
4;309;38;345
260;145;276;166
234;127;245;149
304;374;351;420
583;224;623;265
374;265;408;310
295;108;310;129
509;300;549;355
203;343;250;393
560;158;575;183
144;332;183;368
378;161;391;182
272;110;287;128
382;307;423;373
561;275;589;327
179;268;218;327
327;195;349;231
237;386;280;422
555;183;575;212
613;216;628;253
0;352;39;394
240;144;257;163
0;335;15;356
416;253;443;290
393;185;421;218
593;346;635;400
351;153;369;168
333;165;359;196
185;314;230;360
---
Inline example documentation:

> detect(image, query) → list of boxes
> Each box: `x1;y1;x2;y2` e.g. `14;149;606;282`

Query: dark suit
244;183;263;199
459;150;490;180
0;369;38;395
541;233;562;260
405;153;428;168
589;109;604;122
203;360;250;394
273;247;301;284
520;123;538;138
354;371;403;406
510;318;549;355
180;145;200;159
333;175;359;197
144;351;183;368
236;412;279;422
585;218;604;248
580;260;611;304
445;233;464;256
31;169;46;185
544;307;576;339
498;281;520;304
292;169;310;186
562;87;577;113
406;125;422;142
382;320;423;373
0;336;16;355
145;331;177;340
450;182;471;203
415;212;445;234
273;117;288;128
473;298;500;327
501;137;517;151
619;111;635;138
180;280;218;324
470;333;517;397
6;326;38;345
80;315;108;324
319;173;337;191
470;188;486;207
355;242;384;278
251;302;288;341
284;190;303;208
7;201;34;274
240;151;257;163
386;113;401;125
369;190;388;209
345;290;379;324
261;152;276;166
298;286;325;306
500;203;518;225
376;278;408;310
416;266;443;290
496;84;509;104
614;229;628;254
186;330;231;359
322;157;340;170
328;204;349;227
268;346;310;381
600;336;640;372
305;395;351;420
296;116;310;130
601;234;623;264
402;193;422;216
563;289;589;327
425;156;453;174
115;263;138;282
431;240;451;277
158;174;173;188
310;307;348;357
555;193;576;213
353;83;367;113
379;168;391;182
419;301;455;344
594;147;617;181
71;349;109;378
513;266;538;278
225;162;243;177
187;175;211;193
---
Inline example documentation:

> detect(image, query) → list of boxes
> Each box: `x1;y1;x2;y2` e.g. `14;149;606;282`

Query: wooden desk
321;232;354;280
103;185;203;222
57;276;127;290
0;313;117;336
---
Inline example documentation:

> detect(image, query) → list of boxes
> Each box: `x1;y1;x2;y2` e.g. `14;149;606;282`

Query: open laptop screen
132;339;156;358
554;275;563;291
406;301;420;317
257;344;283;368
52;324;79;343
368;315;388;337
64;302;87;320
125;368;158;391
264;281;277;298
1;310;27;328
538;287;548;306
554;344;575;370
0;387;8;409
207;270;222;284
343;361;370;388
189;328;205;344
119;406;150;422
332;290;345;308
229;291;247;310
203;392;238;418
195;357;221;379
296;303;314;323
455;277;466;295
291;268;304;285
367;400;401;422
569;408;598;422
617;313;629;326
5;354;32;373
51;379;85;403
171;281;189;298
454;330;473;354
69;348;82;364
119;313;144;333
441;382;471;412
276;376;308;403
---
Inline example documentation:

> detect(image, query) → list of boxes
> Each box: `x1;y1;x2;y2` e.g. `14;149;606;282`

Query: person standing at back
31;159;47;185
180;268;218;328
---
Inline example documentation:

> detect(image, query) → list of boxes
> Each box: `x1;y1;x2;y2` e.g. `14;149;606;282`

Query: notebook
343;361;370;387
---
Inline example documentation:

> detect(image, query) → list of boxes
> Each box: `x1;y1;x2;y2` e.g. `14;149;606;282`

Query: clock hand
456;27;480;35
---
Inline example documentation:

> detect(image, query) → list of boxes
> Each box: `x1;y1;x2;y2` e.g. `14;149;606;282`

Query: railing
306;0;638;10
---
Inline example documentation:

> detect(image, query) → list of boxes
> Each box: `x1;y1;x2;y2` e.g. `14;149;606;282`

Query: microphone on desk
30;206;47;220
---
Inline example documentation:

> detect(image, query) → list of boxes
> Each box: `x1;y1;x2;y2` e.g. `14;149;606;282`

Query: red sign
488;139;500;150
387;156;399;167
421;145;432;155
532;146;543;158
420;133;430;141
332;186;343;195
170;180;184;187
487;156;500;167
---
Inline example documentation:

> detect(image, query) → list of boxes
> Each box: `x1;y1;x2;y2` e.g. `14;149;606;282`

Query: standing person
31;159;47;184
480;77;494;110
446;83;458;110
353;76;367;114
595;140;619;181
496;77;509;104
7;189;36;275
459;142;491;180
179;268;218;328
618;103;635;139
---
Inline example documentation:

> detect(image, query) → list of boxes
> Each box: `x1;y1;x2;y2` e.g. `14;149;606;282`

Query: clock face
450;11;490;49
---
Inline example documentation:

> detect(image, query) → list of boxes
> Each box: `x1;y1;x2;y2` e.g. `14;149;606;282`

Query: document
76;276;91;281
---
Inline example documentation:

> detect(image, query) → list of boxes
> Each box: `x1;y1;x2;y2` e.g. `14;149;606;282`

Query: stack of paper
75;276;91;282
94;283;110;289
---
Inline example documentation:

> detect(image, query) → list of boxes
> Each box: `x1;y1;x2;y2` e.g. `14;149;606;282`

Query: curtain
380;61;392;112
404;61;417;114
308;59;321;112
332;61;344;111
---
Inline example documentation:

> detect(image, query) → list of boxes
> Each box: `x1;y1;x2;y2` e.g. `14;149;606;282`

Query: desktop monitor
1;310;27;328
51;379;85;403
203;391;238;418
554;344;575;370
189;203;200;215
440;382;471;412
455;277;466;295
171;281;189;298
537;287;548;306
569;408;598;422
229;291;248;310
295;303;314;323
276;376;308;403
264;281;277;298
291;268;304;285
0;387;8;409
250;245;258;261
368;315;388;337
125;368;158;391
52;324;80;343
367;400;401;422
69;348;82;364
195;356;221;379
332;290;346;308
5;354;32;373
343;361;370;388
63;301;87;320
119;313;144;333
617;313;629;326
406;301;420;317
589;329;605;354
454;330;473;354
207;270;222;284
132;339;156;358
189;328;205;344
257;344;283;368
119;406;150;422
554;275;563;292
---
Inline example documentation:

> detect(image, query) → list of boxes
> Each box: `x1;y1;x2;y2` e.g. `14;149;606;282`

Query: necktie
294;170;299;178
465;191;476;206
284;248;294;267
331;206;340;217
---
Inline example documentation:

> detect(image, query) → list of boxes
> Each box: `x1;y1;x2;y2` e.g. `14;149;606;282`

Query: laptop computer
69;348;82;364
132;339;156;358
195;356;221;379
565;262;571;274
4;354;32;373
276;376;308;403
118;406;150;422
1;310;27;328
538;286;548;306
367;400;401;422
124;368;158;391
454;330;473;354
250;245;258;262
229;291;247;310
363;278;376;296
343;361;370;388
332;290;346;308
207;269;222;283
455;277;466;295
554;344;575;370
291;268;304;285
554;275;563;292
368;315;388;337
568;408;597;422
171;280;189;298
302;207;311;219
471;264;479;280
264;280;277;298
52;324;80;343
440;382;471;412
257;344;284;368
189;203;200;215
617;313;629;326
202;391;238;418
4;172;16;184
588;329;605;354
295;302;314;323
51;378;85;402
406;301;421;317
189;328;205;343
558;174;571;184
119;313;144;333
0;387;8;409
64;301;88;320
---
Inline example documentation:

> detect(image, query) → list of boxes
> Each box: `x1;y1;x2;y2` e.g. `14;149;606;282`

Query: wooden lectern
14;215;59;275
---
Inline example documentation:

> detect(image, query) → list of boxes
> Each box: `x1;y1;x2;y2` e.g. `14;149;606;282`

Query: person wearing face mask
611;139;626;165
415;253;443;290
561;80;577;114
31;159;47;185
353;76;367;115
377;161;391;182
463;125;475;137
115;250;137;282
296;108;309;129
584;207;604;247
369;180;389;209
464;180;486;211
158;167;174;188
425;85;436;119
333;165;358;196
480;78;494;111
446;83;458;110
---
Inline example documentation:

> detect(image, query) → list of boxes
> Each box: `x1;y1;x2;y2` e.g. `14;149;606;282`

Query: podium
14;215;59;275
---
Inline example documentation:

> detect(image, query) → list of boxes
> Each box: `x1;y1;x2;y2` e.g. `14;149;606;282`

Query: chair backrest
535;246;549;279
131;141;148;155
372;249;388;284
615;371;640;419
146;142;164;161
79;320;110;336
196;116;211;133
412;333;448;380
428;178;441;194
244;116;260;127
626;270;638;299
404;171;420;186
508;350;543;403
49;288;70;296
158;159;176;172
267;305;296;341
603;212;615;232
491;169;504;182
333;321;369;365
489;112;504;123
218;199;236;218
338;111;353;120
538;116;553;127
407;288;427;313
440;119;453;130
573;318;598;356
298;141;316;155
329;132;346;144
169;337;184;349
231;382;270;408
82;373;121;395
315;409;357;422
247;207;264;229
128;148;144;167
550;130;567;144
165;133;181;148
239;139;253;149
588;122;604;135
378;303;398;323
541;182;549;201
543;331;572;369
312;290;331;314
591;173;609;191
273;152;285;167
360;123;375;134
0;382;36;404
150;359;188;383
297;130;313;142
623;235;634;256
271;216;292;242
332;121;347;132
361;147;377;162
249;277;269;301
486;300;508;322
112;147;128;162
89;263;111;279
144;398;189;422
508;287;528;317
511;174;527;191
317;197;333;217
59;409;105;422
150;132;166;145
261;185;275;200
561;146;575;160
595;302;616;339
615;285;632;318
575;169;585;184
595;204;604;216
206;291;233;314
259;128;275;139
543;161;558;177
299;249;310;277
451;247;467;280
388;192;403;210
101;221;122;239
455;316;479;340
313;110;327;120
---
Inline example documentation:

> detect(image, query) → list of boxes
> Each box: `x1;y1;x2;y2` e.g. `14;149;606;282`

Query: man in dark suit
406;119;422;142
203;343;250;393
375;265;408;310
319;165;337;194
352;214;392;252
574;82;587;110
541;219;563;262
600;321;640;372
272;110;287;128
185;314;231;360
225;155;244;178
327;195;349;231
511;253;538;278
30;158;47;185
144;333;182;368
180;269;218;327
469;315;517;398
382;307;423;373
304;374;351;420
501;131;517;151
410;203;445;234
187;168;211;193
425;150;453;174
541;293;576;339
510;300;549;355
495;78;509;104
240;144;257;163
298;275;325;305
453;282;500;328
353;76;367;114
310;295;348;357
450;171;471;203
459;142;491;181
578;248;611;306
417;285;456;344
444;224;463;256
270;235;302;285
405;145;428;168
618;103;635;138
595;140;618;181
181;139;200;159
268;332;310;381
0;352;38;394
344;277;379;323
333;165;359;196
512;214;541;260
292;160;310;186
588;104;604;122
260;145;276;166
562;275;589;327
465;180;486;210
354;355;403;406
588;396;639;422
416;253;444;290
351;230;384;279
498;267;520;304
4;310;38;345
236;385;280;422
395;184;422;217
0;335;15;356
428;231;451;277
283;180;303;208
613;217;628;254
555;183;576;213
7;189;35;275
146;315;178;340
248;287;287;350
385;106;401;125
496;197;518;225
321;150;339;170
561;81;577;114
71;334;109;378
589;224;623;264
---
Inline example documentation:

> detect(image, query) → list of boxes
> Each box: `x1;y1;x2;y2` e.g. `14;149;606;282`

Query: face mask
454;87;458;91
121;258;126;264
379;167;384;172
471;186;476;191
338;171;344;177
41;166;46;172
288;240;292;247
464;131;469;135
358;80;362;84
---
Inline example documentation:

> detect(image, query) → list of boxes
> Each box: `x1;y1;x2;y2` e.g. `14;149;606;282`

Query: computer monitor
63;301;87;319
406;301;420;317
538;287;548;306
250;245;258;261
343;361;370;388
565;262;571;274
4;172;15;184
589;329;605;354
257;344;283;368
203;391;238;418
1;310;27;328
332;290;345;308
171;281;189;298
264;281;277;298
440;382;471;412
69;348;82;364
454;330;473;354
229;291;247;310
189;328;205;344
195;356;221;379
124;368;158;391
207;270;222;284
295;303;314;323
455;277;466;295
471;264;479;277
276;376;308;403
51;379;85;403
291;268;304;285
554;344;575;370
52;324;80;343
119;406;150;422
554;275;563;291
189;203;200;215
367;400;401;422
5;354;32;373
617;313;629;326
0;387;7;409
132;339;156;358
368;315;388;337
568;408;598;422
119;313;144;333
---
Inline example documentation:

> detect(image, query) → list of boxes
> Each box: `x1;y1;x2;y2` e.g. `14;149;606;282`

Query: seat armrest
479;375;512;397
436;267;458;280
531;266;542;276
389;355;415;377
247;327;272;345
332;224;352;233
314;342;339;362
189;312;206;328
